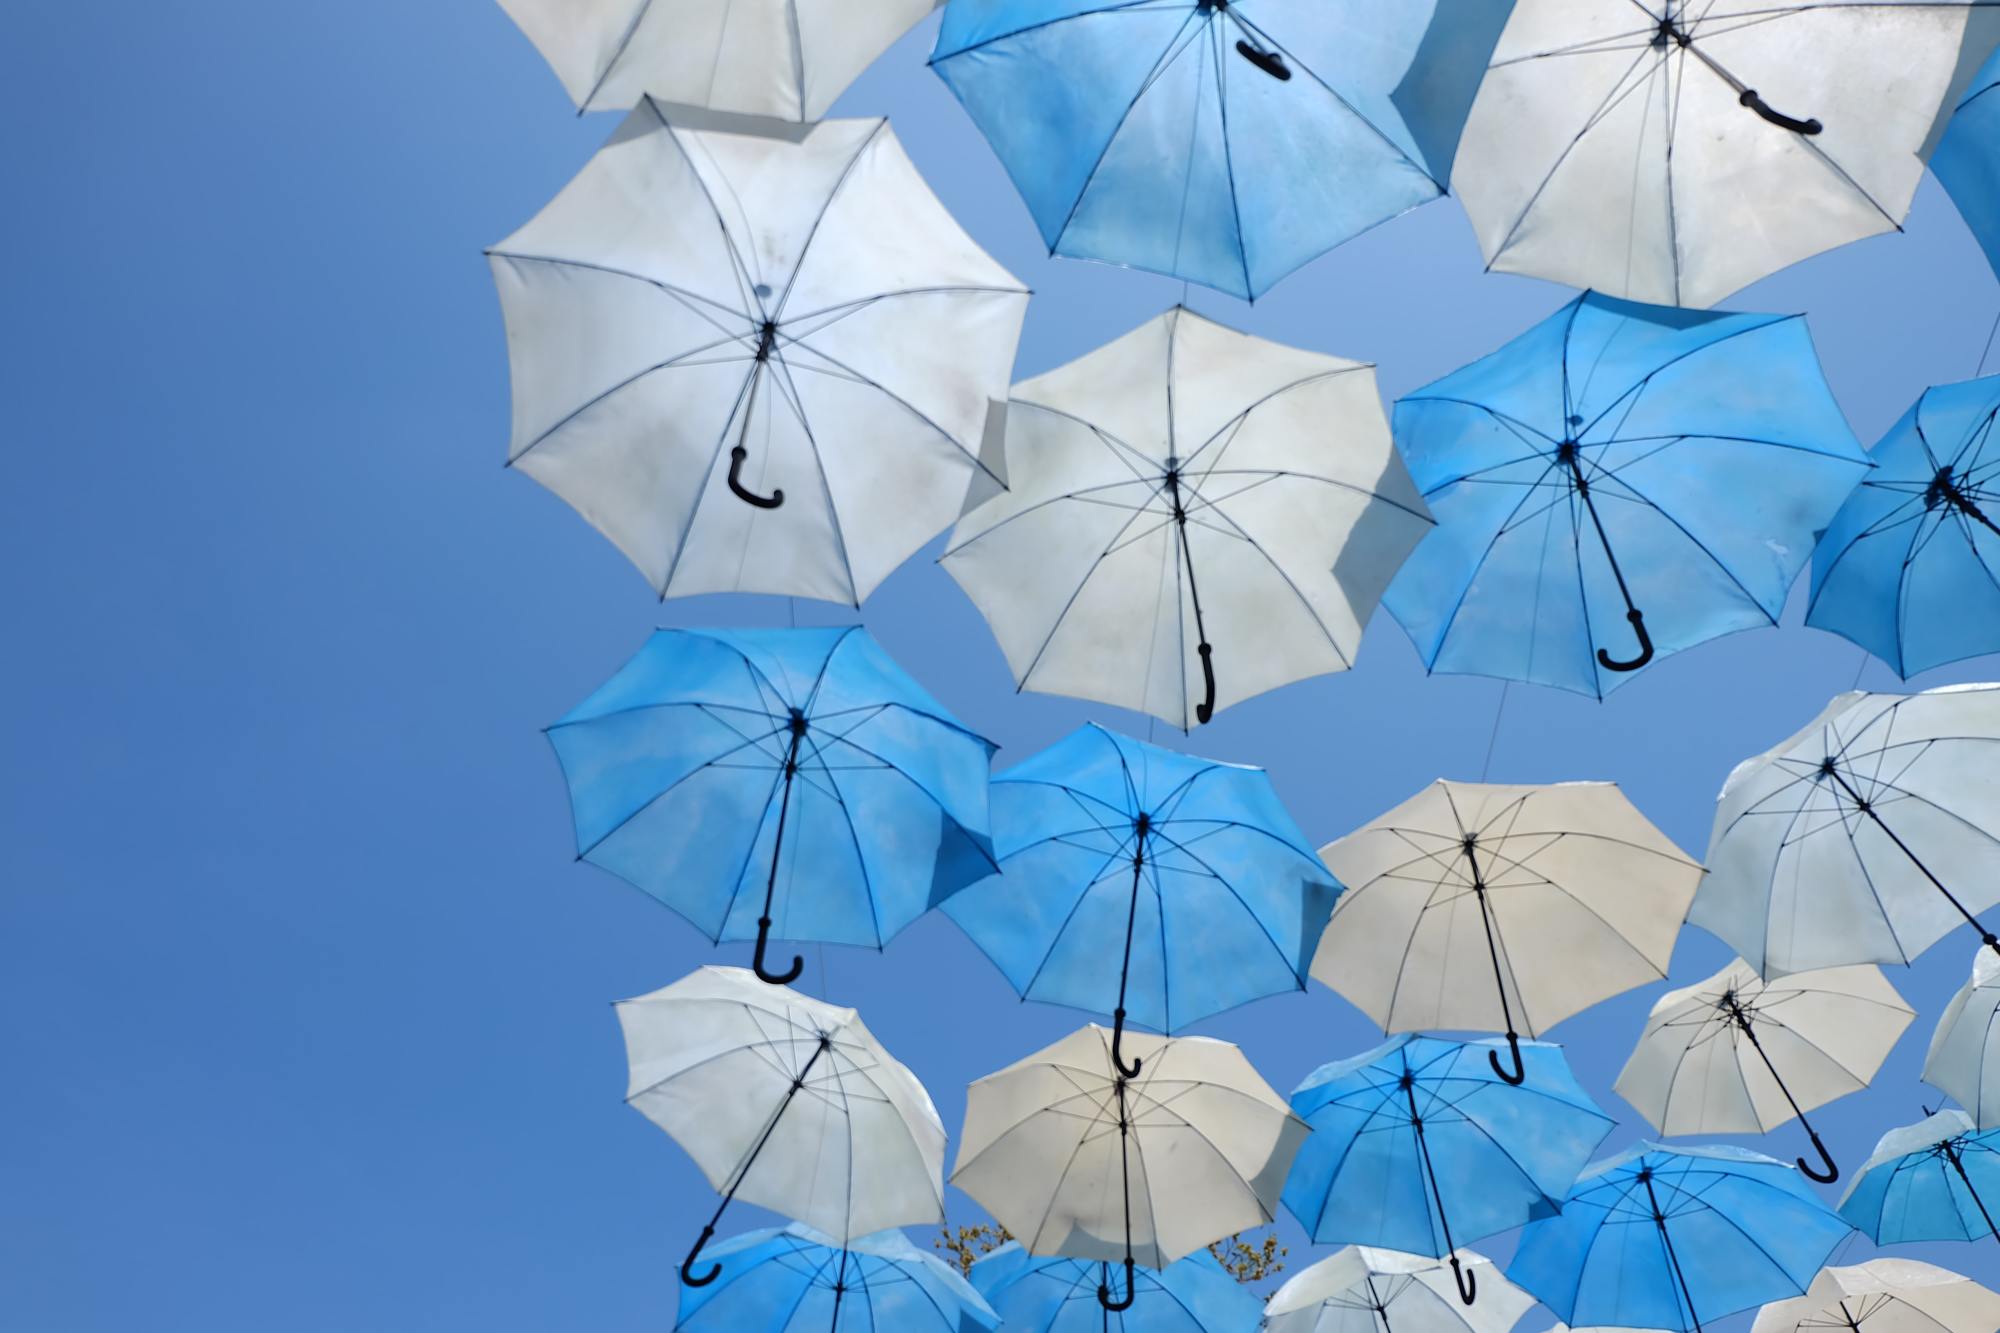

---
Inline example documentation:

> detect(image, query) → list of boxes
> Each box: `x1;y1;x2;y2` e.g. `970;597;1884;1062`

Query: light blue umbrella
968;1242;1260;1332
1840;1108;2000;1249
927;0;1513;300
1383;291;1870;697
940;724;1339;1077
1807;375;2000;676
550;627;996;984
1280;1035;1614;1306
1508;1144;1853;1333
1934;44;2000;284
678;1224;999;1332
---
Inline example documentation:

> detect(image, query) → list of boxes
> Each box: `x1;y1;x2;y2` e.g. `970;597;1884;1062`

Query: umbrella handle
1098;1258;1137;1312
753;916;804;986
1449;1254;1477;1306
1194;642;1217;726
1234;40;1290;80
680;1224;722;1287
1797;1130;1839;1184
1488;1032;1526;1086
728;445;785;510
1596;609;1654;673
1738;90;1821;136
1111;1007;1143;1080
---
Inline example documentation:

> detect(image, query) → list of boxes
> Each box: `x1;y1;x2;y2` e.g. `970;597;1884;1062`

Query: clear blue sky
8;4;2000;1329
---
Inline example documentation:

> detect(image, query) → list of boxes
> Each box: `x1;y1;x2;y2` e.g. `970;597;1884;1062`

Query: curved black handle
1597;609;1654;673
728;445;784;510
1450;1254;1477;1306
1488;1032;1526;1086
1234;40;1290;80
1111;1006;1143;1080
680;1224;722;1287
1194;642;1216;727
1098;1258;1137;1312
1797;1130;1839;1184
1739;90;1821;136
752;916;804;986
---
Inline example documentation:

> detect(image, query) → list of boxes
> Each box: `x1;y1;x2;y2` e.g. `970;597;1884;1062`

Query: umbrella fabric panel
1925;947;2000;1127
969;1243;1260;1332
1932;44;2000;282
1262;1247;1534;1333
680;1224;999;1332
1751;1258;2000;1333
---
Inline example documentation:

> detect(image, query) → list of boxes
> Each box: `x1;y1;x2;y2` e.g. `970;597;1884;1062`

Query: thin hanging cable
1978;308;2000;377
1849;645;1870;690
1479;682;1511;781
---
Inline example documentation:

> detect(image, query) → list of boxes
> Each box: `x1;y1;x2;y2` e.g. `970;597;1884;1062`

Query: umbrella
1453;1;1997;308
968;1242;1261;1332
1933;43;2000;284
617;966;947;1284
1806;375;2000;677
940;307;1433;730
1614;957;1914;1184
1925;947;2000;1126
1509;1144;1853;1333
1840;1108;2000;1249
928;1;1514;299
939;724;1340;1075
1262;1247;1535;1333
675;1223;999;1332
1280;1035;1614;1305
1315;779;1701;1084
952;1026;1308;1312
550;627;997;984
1382;291;1869;696
1751;1259;2000;1333
497;0;939;121
1689;683;2000;977
489;106;1028;606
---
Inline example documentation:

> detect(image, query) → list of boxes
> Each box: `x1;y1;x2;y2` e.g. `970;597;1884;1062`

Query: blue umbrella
549;627;997;984
1383;292;1870;696
1807;375;2000;676
1280;1035;1614;1306
678;1224;999;1332
1840;1108;2000;1249
1508;1144;1853;1333
940;724;1339;1077
1934;44;2000;284
968;1242;1260;1332
927;1;1513;299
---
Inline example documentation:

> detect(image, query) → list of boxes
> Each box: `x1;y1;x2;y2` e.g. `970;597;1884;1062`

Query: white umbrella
489;106;1028;606
1690;684;2000;977
1752;1259;2000;1333
1315;779;1701;1083
1453;2;1998;308
1925;946;2000;1127
1263;1247;1535;1333
952;1025;1307;1313
1613;957;1913;1183
941;306;1433;731
616;966;946;1286
497;0;939;120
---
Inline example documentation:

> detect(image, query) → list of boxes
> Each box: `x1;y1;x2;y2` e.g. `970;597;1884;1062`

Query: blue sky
8;3;2000;1329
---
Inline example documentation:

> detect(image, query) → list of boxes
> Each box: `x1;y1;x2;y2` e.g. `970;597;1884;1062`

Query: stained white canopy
1752;1260;2000;1333
1263;1247;1535;1333
1926;946;2000;1127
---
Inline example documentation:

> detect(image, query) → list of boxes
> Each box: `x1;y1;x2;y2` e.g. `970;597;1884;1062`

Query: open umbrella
489;106;1028;605
941;307;1433;730
1453;1;1998;308
1925;947;2000;1126
1315;779;1701;1084
1751;1259;2000;1333
1614;957;1914;1184
675;1223;999;1332
968;1242;1261;1332
952;1026;1308;1312
550;627;997;985
1280;1035;1614;1306
1933;43;2000;283
1840;1108;2000;1250
928;1;1514;298
1262;1247;1535;1333
1383;291;1869;696
939;724;1339;1077
1690;684;2000;977
619;968;945;1286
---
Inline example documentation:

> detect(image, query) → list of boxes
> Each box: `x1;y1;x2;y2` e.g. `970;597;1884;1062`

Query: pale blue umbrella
1934;43;2000;283
968;1242;1260;1332
677;1224;999;1332
1840;1109;2000;1249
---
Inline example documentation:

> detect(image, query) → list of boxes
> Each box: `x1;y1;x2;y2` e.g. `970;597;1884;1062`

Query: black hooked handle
1111;1006;1143;1080
752;915;804;986
1194;642;1217;727
1098;1258;1137;1312
1597;608;1654;673
1449;1253;1477;1306
1235;41;1290;80
680;1224;722;1287
1797;1130;1839;1184
1488;1032;1526;1086
1739;90;1821;136
728;445;784;509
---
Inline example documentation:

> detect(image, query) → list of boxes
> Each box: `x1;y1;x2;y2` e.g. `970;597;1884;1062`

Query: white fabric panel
1264;1247;1535;1333
1924;947;2000;1128
1752;1259;2000;1333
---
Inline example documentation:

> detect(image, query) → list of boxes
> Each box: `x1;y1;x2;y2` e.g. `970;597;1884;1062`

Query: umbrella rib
575;722;791;860
506;332;762;465
929;0;1182;61
770;334;1004;478
793;729;892;948
484;250;750;330
1015;475;1179;690
751;343;863;602
772;121;890;322
1210;20;1257;298
1424;455;1566;666
1573;315;1792;443
575;0;660;112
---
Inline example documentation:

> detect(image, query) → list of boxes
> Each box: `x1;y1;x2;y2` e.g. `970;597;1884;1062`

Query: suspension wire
1478;682;1511;782
1978;307;2000;377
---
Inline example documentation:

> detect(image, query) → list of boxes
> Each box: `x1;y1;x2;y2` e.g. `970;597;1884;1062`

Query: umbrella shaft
1946;1144;2000;1242
1723;1001;1809;1124
1641;1172;1702;1333
761;729;807;925
716;1035;831;1216
1822;767;2000;951
1564;453;1639;615
1402;1079;1460;1257
1460;841;1518;1041
829;1246;849;1333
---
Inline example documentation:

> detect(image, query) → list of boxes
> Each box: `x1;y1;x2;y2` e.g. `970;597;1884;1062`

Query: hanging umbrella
952;1026;1308;1313
1932;43;2000;284
1508;1144;1853;1333
1614;957;1914;1184
1840;1109;2000;1249
968;1242;1261;1332
1280;1035;1614;1306
550;626;997;984
497;0;939;121
1752;1259;2000;1333
928;1;1514;299
1315;779;1701;1084
941;307;1433;730
1382;291;1868;696
489;106;1028;606
1262;1247;1534;1333
1807;375;2000;676
939;724;1340;1075
1925;947;2000;1126
617;966;947;1284
675;1223;999;1332
1453;1;1996;308
1689;683;2000;977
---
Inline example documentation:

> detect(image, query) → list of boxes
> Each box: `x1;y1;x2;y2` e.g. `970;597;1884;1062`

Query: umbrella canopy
940;724;1339;1074
1315;779;1700;1084
1752;1259;2000;1333
1690;684;2000;977
928;1;1514;299
952;1026;1307;1311
1614;957;1913;1184
1262;1247;1535;1333
968;1242;1261;1332
1933;43;2000;283
1280;1035;1614;1305
550;627;997;984
1925;947;2000;1127
489;107;1028;606
676;1223;999;1332
1840;1109;2000;1248
1454;1;1994;308
1807;375;2000;677
1382;291;1868;696
941;307;1433;730
496;0;939;120
617;966;947;1284
1509;1144;1853;1333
